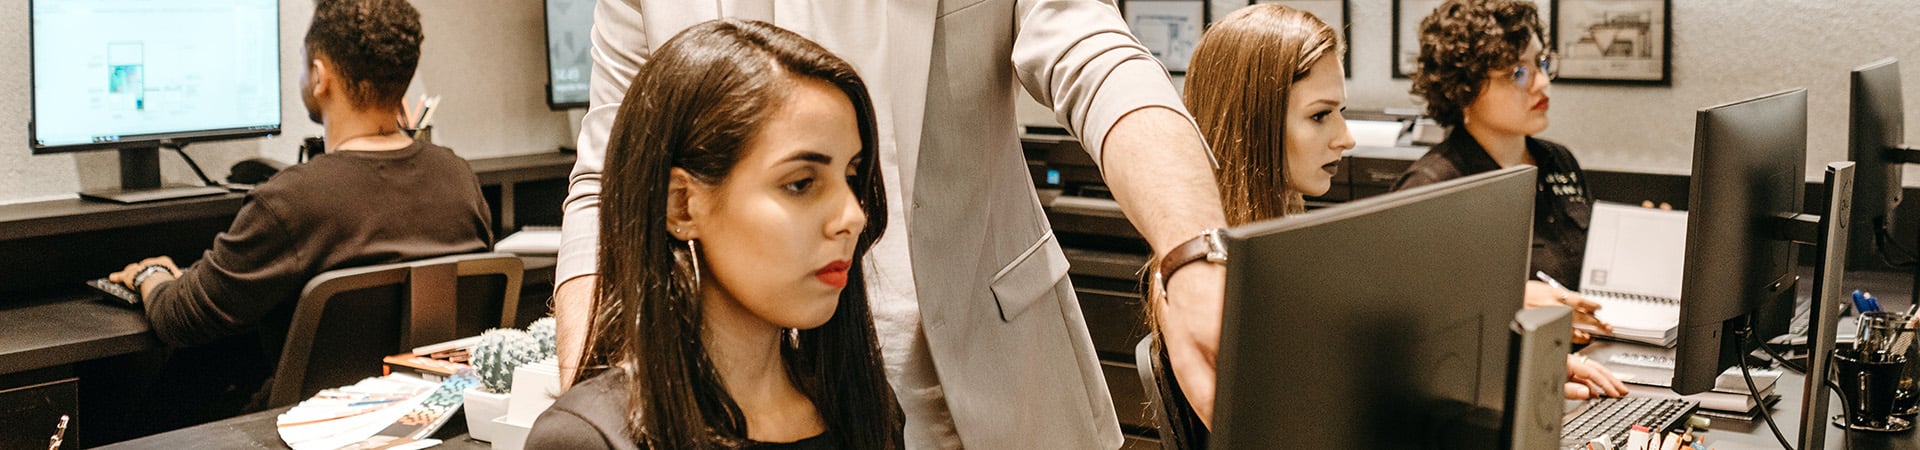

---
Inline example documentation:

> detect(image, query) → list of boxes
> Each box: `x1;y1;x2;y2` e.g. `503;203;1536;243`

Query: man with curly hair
103;0;491;434
1392;0;1629;400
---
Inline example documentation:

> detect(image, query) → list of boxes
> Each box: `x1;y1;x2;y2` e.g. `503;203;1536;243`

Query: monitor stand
77;147;227;204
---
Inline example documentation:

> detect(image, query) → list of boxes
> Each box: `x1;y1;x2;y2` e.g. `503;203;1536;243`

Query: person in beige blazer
552;1;1233;447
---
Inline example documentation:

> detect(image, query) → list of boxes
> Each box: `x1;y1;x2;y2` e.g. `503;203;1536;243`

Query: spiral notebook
1580;202;1688;347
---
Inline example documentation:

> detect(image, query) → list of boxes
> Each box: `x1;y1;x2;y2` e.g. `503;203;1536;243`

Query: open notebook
1580;202;1687;347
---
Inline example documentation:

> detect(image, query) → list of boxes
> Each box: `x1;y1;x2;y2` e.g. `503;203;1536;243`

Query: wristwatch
131;264;174;294
1154;229;1228;299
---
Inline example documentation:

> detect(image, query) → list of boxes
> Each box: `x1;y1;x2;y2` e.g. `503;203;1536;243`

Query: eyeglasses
1506;52;1559;89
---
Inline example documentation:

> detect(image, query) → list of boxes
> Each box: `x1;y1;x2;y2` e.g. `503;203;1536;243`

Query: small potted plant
464;327;542;443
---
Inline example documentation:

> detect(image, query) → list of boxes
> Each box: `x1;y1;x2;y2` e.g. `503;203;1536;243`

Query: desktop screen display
30;0;281;152
545;0;593;109
1211;166;1539;448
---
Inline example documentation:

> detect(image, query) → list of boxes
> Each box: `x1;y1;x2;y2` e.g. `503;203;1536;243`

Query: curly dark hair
1410;0;1544;128
305;0;423;110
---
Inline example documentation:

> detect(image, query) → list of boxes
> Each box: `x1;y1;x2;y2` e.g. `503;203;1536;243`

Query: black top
526;370;842;450
143;141;494;351
1392;130;1594;289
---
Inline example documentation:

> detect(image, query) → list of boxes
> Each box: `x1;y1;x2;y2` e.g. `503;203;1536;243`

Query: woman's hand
1525;280;1612;343
1565;353;1630;399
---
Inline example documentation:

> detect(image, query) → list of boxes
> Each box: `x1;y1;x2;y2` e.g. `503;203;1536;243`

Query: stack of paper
1581;202;1688;347
1580;340;1782;413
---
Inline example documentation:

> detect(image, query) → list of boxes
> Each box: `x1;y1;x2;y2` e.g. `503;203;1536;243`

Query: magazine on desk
277;370;477;450
1580;202;1687;347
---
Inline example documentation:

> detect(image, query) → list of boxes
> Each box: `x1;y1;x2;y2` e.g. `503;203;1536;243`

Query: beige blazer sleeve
1010;0;1195;165
556;0;652;283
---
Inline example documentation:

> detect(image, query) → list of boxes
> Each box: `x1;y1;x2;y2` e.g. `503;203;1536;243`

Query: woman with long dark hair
526;19;902;449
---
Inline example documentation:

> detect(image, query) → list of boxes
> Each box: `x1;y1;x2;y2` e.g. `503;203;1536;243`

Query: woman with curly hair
1394;0;1628;400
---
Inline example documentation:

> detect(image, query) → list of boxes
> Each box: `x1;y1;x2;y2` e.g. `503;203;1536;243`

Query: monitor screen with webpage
30;0;280;152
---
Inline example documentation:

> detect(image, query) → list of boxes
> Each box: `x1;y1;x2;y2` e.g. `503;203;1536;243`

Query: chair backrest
266;252;524;408
1137;333;1202;450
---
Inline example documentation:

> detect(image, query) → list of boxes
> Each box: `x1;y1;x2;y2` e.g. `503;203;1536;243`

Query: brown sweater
142;141;492;351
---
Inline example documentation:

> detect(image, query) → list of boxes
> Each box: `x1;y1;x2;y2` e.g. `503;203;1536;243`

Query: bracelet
131;264;174;293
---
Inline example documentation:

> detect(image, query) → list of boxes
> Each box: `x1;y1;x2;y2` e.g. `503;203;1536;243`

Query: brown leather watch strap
1158;229;1227;282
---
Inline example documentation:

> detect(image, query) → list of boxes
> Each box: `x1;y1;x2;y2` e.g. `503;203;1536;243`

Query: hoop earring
687;239;702;287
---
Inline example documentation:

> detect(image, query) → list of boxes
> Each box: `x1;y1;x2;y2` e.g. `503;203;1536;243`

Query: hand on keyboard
1568;354;1630;399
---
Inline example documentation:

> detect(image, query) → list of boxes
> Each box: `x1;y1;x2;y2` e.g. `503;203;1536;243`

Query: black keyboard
1560;397;1698;450
87;278;141;305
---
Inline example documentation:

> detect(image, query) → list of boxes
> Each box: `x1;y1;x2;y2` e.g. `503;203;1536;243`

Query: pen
1535;271;1567;291
48;415;67;450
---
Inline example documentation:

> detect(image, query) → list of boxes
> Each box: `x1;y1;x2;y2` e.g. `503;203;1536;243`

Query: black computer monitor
1673;89;1854;448
29;0;281;202
544;0;593;110
1212;166;1564;448
1846;58;1907;271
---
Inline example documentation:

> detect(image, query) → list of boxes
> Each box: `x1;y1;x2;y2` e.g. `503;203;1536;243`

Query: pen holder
1831;345;1914;432
1856;311;1920;416
404;125;434;145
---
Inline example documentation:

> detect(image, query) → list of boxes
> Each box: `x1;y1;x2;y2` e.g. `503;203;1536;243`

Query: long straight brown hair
587;19;901;449
1183;4;1343;225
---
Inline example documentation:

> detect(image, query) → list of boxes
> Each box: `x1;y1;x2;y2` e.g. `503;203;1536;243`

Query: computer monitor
544;0;593;110
29;0;280;202
1211;166;1563;448
1846;58;1908;270
1673;89;1853;449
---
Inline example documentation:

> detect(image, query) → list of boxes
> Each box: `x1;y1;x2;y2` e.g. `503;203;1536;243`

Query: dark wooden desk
98;405;489;450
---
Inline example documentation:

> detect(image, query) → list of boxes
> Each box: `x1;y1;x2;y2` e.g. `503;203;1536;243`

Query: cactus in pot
471;328;542;394
527;316;557;360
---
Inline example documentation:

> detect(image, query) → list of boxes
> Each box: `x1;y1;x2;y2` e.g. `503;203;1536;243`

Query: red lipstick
1533;97;1551;111
816;260;851;288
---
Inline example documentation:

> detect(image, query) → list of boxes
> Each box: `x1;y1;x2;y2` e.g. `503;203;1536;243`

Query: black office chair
265;252;523;408
1136;333;1205;450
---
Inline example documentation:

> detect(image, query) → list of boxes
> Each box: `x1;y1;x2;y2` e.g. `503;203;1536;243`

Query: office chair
265;252;524;408
1137;333;1207;450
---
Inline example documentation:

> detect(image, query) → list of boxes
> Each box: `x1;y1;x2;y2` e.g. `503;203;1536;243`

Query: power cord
163;143;220;188
1739;327;1795;450
1751;330;1855;450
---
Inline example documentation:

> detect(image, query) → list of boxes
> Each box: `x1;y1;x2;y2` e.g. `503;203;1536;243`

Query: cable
1759;342;1807;374
1739;327;1795;450
164;143;219;187
1827;374;1857;450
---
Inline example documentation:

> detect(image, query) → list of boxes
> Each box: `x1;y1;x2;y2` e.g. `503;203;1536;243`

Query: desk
1704;370;1920;449
0;152;574;446
98;405;489;450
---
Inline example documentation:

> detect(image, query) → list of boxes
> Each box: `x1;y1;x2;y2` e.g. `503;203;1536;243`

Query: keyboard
1560;397;1698;450
87;278;142;305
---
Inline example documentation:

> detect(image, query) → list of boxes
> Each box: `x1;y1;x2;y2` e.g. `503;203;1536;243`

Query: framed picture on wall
1254;0;1351;78
1551;0;1671;84
1120;0;1209;74
1393;0;1551;79
1390;0;1445;78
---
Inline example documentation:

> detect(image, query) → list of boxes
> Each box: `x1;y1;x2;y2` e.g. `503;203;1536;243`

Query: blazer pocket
937;0;989;18
990;231;1071;322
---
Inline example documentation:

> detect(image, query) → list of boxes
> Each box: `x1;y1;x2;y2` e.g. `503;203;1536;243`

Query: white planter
505;358;562;425
463;386;511;442
491;415;532;450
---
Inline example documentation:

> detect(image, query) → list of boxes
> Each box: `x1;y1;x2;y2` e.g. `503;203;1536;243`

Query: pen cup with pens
404;125;434;145
1831;306;1919;432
